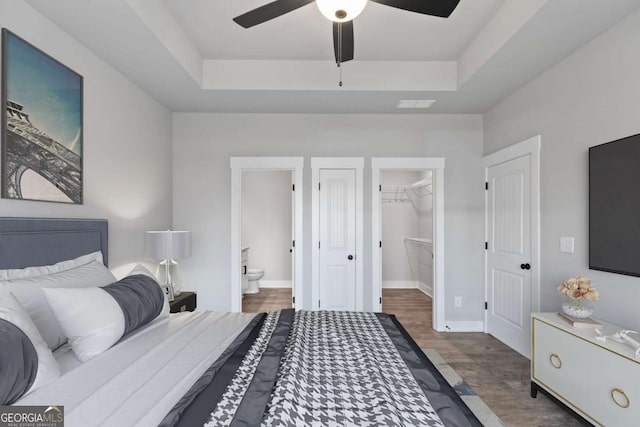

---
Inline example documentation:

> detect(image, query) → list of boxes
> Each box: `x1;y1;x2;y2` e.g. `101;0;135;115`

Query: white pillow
43;287;125;362
0;251;104;281
0;292;60;403
0;252;117;350
43;265;169;362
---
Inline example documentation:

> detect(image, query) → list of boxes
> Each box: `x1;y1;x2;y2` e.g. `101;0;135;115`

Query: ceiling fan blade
370;0;460;17
333;21;354;64
233;0;315;28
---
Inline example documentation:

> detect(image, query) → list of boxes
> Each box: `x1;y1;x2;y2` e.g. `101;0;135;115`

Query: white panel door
290;172;296;308
319;169;356;311
487;155;531;356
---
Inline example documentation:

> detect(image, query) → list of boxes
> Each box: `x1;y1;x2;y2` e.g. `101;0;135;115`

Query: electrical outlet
454;297;462;307
560;237;575;254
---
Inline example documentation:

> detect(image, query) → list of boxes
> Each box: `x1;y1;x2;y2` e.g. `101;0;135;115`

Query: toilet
246;268;264;294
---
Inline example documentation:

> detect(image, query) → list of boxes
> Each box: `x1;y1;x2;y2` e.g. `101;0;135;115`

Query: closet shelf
404;237;433;269
406;177;432;198
405;237;432;245
404;237;433;255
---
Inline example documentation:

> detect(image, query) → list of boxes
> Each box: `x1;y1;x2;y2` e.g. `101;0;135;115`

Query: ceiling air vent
396;100;436;109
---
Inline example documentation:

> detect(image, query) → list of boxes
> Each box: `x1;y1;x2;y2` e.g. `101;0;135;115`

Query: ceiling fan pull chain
338;23;343;87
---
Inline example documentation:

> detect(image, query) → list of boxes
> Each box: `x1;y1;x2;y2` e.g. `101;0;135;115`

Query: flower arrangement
558;276;599;305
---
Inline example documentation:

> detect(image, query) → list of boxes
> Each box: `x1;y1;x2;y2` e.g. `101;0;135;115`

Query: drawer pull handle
611;388;630;409
549;353;562;369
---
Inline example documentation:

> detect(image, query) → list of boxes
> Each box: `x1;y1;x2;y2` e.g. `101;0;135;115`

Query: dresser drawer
585;344;640;426
532;319;591;412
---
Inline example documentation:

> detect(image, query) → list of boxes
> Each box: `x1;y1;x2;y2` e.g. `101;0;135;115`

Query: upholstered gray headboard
0;218;108;269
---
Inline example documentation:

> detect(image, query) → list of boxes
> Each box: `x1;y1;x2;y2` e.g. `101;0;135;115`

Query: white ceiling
25;0;640;114
162;0;504;61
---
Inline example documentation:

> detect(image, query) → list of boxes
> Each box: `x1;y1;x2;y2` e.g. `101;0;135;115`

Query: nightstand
170;292;197;313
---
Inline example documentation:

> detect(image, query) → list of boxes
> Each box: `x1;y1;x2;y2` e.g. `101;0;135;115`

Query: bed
0;217;482;427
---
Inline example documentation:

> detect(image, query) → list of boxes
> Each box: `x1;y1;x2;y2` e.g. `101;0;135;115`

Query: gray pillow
0;318;38;405
0;293;60;404
103;274;165;337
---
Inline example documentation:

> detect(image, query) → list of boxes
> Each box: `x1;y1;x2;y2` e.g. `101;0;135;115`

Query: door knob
347;255;354;261
520;263;531;270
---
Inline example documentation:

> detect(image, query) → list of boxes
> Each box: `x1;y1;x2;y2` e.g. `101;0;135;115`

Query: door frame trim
483;135;541;343
371;157;446;331
230;157;304;313
311;157;364;311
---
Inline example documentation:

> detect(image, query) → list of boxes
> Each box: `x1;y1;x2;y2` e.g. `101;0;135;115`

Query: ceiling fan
233;0;461;65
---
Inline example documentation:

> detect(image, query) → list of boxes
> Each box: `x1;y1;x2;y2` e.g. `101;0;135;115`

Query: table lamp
145;230;191;300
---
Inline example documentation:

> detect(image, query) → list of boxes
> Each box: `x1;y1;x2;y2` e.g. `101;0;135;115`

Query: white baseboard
442;321;484;332
382;281;433;297
382;281;419;289
259;280;292;289
417;281;433;297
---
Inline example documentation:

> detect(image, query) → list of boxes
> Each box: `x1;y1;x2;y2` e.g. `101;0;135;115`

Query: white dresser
532;313;640;426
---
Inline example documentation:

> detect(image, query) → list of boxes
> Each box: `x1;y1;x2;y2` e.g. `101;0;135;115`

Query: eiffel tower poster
2;28;83;204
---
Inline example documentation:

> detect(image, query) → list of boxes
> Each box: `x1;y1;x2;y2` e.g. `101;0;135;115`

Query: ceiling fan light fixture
316;0;367;22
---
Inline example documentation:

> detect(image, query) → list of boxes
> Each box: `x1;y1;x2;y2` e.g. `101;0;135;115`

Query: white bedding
17;311;256;427
53;343;83;374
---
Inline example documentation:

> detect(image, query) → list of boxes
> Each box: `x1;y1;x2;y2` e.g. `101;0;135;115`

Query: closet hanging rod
381;184;410;203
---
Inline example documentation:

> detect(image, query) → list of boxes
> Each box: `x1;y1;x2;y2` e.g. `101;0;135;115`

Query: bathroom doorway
230;157;304;313
241;170;294;312
372;158;445;331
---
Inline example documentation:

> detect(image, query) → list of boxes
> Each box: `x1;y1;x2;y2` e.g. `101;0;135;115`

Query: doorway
372;158;445;330
241;170;294;312
483;136;540;358
230;157;304;313
380;170;434;320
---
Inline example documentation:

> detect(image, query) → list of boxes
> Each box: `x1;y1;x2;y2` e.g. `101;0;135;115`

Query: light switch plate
560;237;575;254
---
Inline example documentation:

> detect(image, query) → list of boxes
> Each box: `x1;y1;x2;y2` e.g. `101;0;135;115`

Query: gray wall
484;9;640;329
173;113;484;321
241;171;293;283
0;0;173;277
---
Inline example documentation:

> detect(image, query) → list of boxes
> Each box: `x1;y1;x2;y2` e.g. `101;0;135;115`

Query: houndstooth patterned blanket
204;311;282;426
207;310;444;427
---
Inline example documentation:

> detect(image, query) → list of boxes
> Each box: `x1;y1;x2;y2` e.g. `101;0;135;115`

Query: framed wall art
1;28;83;204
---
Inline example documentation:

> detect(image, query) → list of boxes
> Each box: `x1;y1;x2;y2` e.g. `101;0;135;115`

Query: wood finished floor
242;287;292;313
243;288;581;426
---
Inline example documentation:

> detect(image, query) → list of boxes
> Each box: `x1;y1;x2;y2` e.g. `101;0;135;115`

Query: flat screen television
589;133;640;277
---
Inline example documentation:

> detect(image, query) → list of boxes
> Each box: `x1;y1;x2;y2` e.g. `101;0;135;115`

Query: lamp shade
316;0;367;22
145;230;192;261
